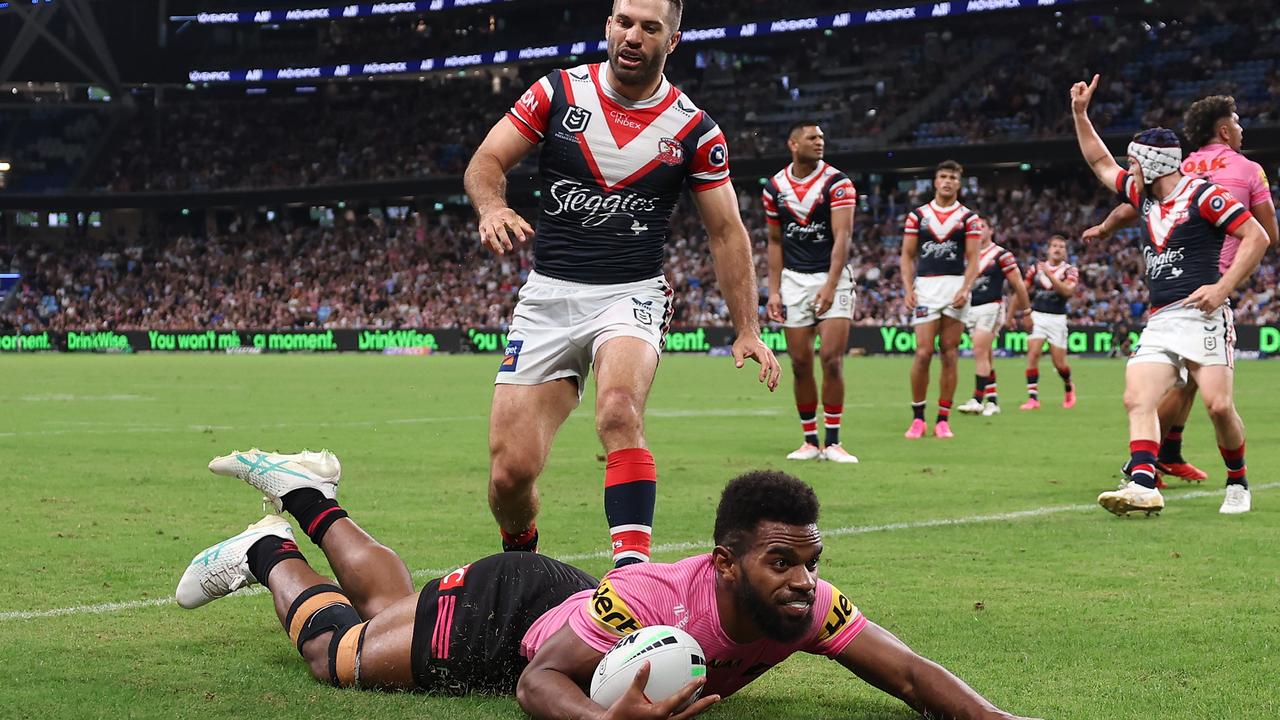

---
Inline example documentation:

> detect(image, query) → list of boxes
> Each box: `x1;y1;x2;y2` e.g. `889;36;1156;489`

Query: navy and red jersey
903;201;983;276
1025;261;1078;315
761;161;857;273
969;242;1020;306
1113;170;1254;308
505;63;730;284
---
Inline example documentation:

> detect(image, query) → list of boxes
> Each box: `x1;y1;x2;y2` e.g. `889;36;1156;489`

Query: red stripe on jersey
1225;210;1253;234
590;64;680;149
509;76;552;138
565;68;705;192
505;112;542;144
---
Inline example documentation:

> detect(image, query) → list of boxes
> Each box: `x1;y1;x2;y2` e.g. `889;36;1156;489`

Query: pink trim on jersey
1182;144;1272;273
519;554;867;699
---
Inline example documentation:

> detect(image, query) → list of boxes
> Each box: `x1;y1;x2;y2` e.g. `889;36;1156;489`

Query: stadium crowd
93;1;1279;192
4;175;1276;334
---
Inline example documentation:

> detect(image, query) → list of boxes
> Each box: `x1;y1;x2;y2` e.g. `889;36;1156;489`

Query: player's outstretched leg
209;448;413;617
177;514;418;690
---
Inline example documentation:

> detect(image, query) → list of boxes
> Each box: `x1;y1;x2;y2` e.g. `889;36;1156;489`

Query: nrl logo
562;105;591;133
656;138;684;166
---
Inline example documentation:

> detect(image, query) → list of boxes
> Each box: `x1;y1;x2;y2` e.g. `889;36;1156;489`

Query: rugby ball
589;625;706;709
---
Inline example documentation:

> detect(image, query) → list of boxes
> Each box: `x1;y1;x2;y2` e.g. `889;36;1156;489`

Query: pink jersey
1180;144;1273;273
521;554;866;699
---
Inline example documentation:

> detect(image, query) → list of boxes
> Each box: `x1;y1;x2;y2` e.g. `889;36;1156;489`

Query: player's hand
766;293;785;323
813;284;836;316
1022;312;1034;331
600;662;721;720
477;207;534;255
950;288;968;310
1182;283;1229;313
733;334;781;392
1070;74;1099;115
1081;223;1111;243
903;288;916;313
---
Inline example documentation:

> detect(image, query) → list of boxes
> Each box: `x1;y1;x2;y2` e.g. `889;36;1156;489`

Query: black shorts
410;552;597;694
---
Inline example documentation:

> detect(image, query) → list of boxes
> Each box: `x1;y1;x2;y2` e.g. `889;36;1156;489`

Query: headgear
1126;128;1182;182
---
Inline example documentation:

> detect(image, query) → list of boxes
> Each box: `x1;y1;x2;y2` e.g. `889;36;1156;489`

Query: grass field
3;354;1279;719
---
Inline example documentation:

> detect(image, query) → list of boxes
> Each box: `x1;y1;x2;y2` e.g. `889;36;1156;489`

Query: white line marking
0;408;781;438
6;483;1270;622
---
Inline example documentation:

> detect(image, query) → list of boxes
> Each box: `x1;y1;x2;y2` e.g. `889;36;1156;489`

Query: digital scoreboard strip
187;0;1086;83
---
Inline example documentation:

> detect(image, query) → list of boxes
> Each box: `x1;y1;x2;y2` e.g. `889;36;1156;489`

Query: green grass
3;354;1279;719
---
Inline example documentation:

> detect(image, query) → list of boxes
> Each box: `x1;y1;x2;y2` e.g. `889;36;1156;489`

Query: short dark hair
936;159;963;175
1183;95;1236;149
713;471;820;553
613;0;683;30
1049;233;1068;244
788;120;820;138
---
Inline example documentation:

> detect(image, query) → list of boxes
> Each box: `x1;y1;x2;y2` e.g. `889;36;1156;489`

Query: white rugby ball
590;625;706;709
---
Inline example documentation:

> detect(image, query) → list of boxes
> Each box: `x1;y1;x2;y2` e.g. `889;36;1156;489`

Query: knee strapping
285;584;365;686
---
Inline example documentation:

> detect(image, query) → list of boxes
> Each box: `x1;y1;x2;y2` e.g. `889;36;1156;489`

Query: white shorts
780;267;856;328
912;275;967;325
964;301;1006;334
495;271;672;398
1028;311;1069;349
1129;304;1235;371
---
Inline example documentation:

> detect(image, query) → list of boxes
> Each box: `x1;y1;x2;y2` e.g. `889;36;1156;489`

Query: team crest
562;105;591;133
656;138;684;166
632;298;655;324
708;143;726;167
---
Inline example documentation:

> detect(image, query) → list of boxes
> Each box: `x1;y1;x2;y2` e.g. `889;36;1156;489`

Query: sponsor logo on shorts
1205;336;1217;351
914;305;929;319
589;578;644;636
498;340;523;372
439;563;471;590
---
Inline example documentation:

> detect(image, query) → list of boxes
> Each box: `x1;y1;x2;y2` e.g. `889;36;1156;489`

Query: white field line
0;408;787;439
5;482;1271;622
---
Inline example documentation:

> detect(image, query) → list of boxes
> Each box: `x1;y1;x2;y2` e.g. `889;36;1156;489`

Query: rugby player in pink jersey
179;448;1042;720
1085;95;1276;511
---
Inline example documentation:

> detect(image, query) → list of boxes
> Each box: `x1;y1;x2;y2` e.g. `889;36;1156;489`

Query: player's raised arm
464;117;538;255
835;622;1041;720
516;624;718;720
1070;75;1123;191
693;180;782;391
1082;203;1139;243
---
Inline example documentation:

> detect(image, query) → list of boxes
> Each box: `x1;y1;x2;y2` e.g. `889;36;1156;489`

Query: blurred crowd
5;175;1276;334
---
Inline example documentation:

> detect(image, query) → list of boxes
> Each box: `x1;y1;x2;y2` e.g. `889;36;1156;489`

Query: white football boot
209;448;341;512
176;515;294;609
1097;482;1165;517
981;402;1001;416
822;444;860;464
786;443;823;461
956;398;985;414
1219;485;1252;515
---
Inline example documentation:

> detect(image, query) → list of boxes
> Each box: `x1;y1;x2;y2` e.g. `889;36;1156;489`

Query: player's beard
734;566;814;643
608;41;663;89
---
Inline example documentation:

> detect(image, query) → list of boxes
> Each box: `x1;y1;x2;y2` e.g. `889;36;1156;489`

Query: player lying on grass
178;449;1041;719
1069;75;1268;517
